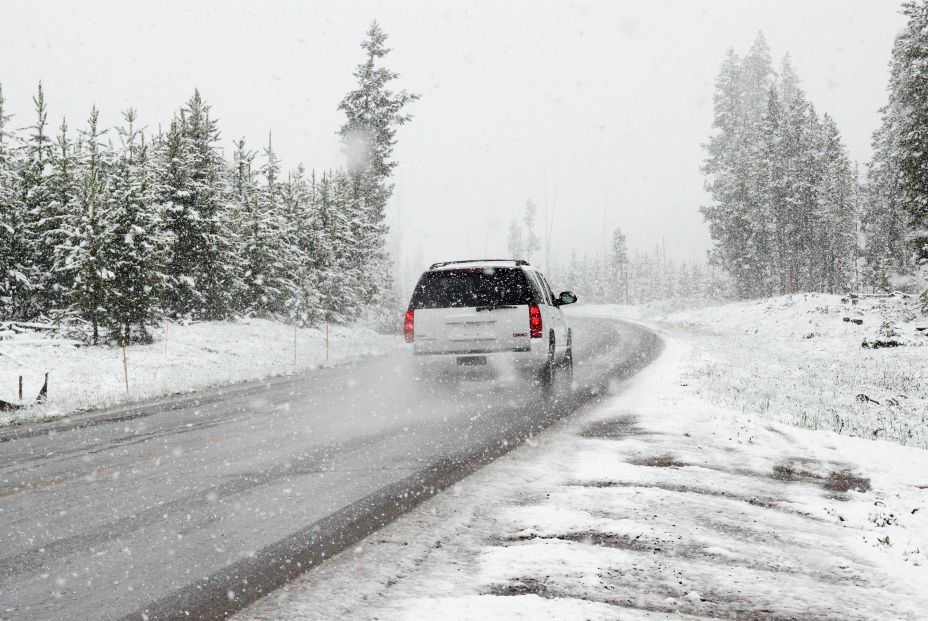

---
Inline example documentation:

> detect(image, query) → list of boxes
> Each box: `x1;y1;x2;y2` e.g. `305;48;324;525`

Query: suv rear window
410;268;535;309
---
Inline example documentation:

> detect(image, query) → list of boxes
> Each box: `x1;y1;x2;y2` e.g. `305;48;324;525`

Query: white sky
0;0;907;284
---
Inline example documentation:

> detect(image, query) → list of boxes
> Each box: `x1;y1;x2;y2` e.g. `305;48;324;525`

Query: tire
540;333;556;394
562;330;574;387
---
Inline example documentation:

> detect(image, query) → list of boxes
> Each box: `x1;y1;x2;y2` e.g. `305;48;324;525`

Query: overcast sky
0;0;907;286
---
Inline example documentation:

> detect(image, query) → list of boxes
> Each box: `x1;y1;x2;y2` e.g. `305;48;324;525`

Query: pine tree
104;109;170;343
45;118;80;316
816;114;858;293
701;34;776;299
702;49;756;297
16;83;54;318
758;87;789;294
309;171;363;323
0;83;25;319
741;32;775;123
160;91;237;319
229;137;266;315
59;107;111;343
884;1;928;308
281;166;321;326
863;108;911;291
338;21;418;319
778;54;801;106
231;134;297;317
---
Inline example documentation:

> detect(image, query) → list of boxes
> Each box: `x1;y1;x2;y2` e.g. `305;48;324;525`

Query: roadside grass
656;293;928;449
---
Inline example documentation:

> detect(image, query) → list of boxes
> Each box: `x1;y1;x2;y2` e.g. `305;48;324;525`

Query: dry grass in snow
637;293;928;449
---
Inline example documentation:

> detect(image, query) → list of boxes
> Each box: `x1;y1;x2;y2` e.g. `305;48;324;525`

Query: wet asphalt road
0;316;660;620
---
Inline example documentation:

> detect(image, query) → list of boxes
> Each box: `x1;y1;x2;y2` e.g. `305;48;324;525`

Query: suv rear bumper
411;342;548;375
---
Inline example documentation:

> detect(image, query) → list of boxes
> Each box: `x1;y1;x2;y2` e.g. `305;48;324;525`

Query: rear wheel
540;333;556;394
561;329;574;387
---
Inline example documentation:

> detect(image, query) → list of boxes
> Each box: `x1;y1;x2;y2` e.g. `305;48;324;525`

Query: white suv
404;260;577;387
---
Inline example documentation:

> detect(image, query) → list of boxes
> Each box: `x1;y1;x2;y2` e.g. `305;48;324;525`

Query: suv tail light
404;309;415;342
529;304;542;339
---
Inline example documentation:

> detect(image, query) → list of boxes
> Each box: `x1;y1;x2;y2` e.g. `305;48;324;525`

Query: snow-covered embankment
0;319;400;426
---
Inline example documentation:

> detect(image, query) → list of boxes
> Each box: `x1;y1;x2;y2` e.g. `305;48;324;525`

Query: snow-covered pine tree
795;101;826;292
884;1;928;309
260;135;299;316
309;171;361;323
862;107;911;291
59;107;112;343
332;169;368;321
16;83;55;319
338;21;418;322
44;118;81;318
741;33;775;127
104;109;171;343
0;83;26;319
158;116;190;316
160;91;237;320
701;49;758;298
757;86;790;294
232;134;297;317
280;166;321;326
778;54;801;107
229;137;266;316
815;114;858;293
701;35;776;299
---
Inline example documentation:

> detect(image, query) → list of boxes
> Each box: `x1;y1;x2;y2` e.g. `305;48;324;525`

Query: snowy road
0;316;659;621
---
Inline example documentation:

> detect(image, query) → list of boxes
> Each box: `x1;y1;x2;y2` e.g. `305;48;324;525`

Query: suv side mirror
556;291;578;306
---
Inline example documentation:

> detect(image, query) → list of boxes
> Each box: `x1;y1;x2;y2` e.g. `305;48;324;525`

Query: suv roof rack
429;259;530;270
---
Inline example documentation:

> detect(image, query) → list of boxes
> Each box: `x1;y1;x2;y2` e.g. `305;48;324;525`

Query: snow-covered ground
0;319;400;426
649;293;928;450
235;303;928;620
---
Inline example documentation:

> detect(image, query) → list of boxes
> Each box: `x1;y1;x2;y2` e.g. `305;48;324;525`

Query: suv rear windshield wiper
475;305;517;312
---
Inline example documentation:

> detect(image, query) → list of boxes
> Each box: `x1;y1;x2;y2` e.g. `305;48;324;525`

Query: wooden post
121;340;129;393
325;321;329;365
293;324;298;366
18;376;23;401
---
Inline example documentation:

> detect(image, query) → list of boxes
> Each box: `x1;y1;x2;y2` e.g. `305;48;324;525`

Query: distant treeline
552;239;728;307
0;22;417;344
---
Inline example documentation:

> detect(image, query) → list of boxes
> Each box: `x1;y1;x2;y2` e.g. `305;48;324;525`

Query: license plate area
449;320;495;341
456;356;487;366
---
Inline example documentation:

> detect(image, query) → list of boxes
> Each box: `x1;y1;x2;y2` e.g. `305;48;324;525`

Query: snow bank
0;319;400;426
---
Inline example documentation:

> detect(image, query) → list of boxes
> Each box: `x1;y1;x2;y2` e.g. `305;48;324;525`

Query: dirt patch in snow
771;459;870;495
579;414;650;439
628;454;689;468
486;572;833;621
569;480;783;511
823;469;872;494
